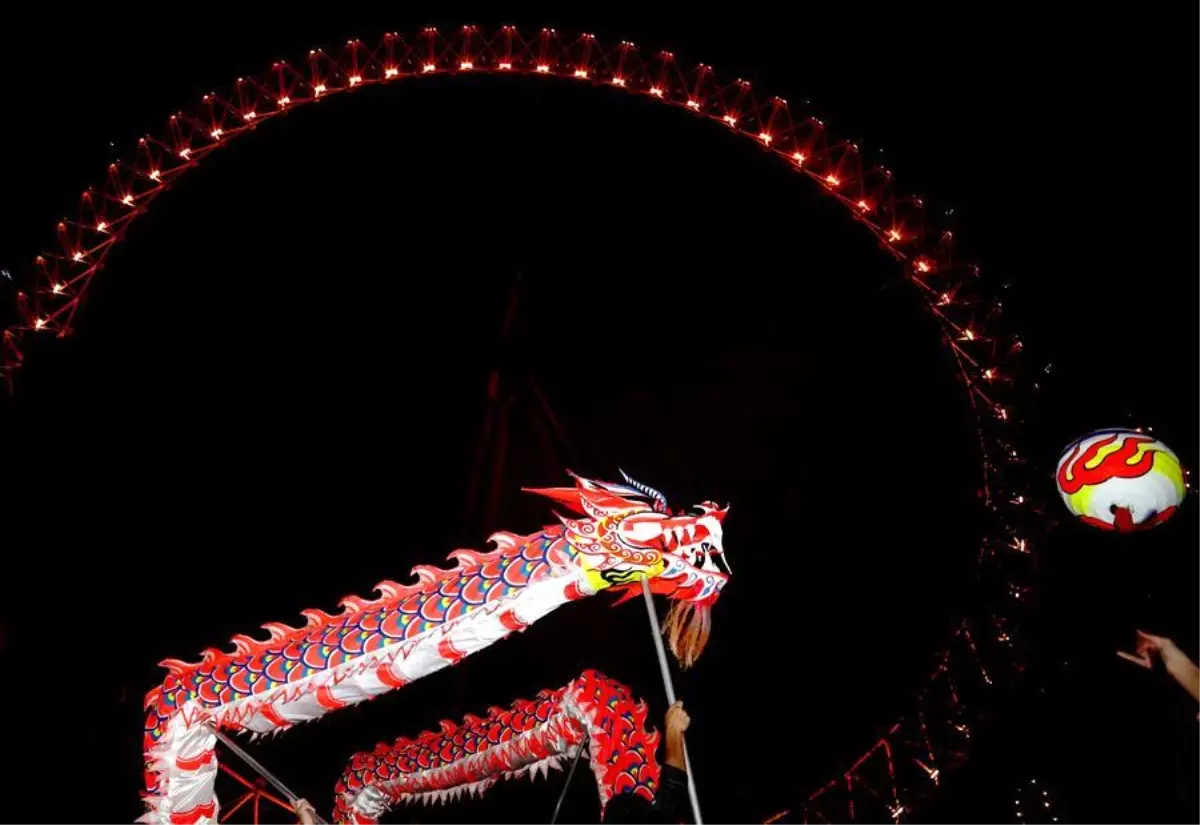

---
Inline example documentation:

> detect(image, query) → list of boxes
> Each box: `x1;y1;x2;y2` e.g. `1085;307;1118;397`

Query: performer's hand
665;701;690;771
666;701;691;739
1134;631;1200;702
294;798;317;825
1137;631;1182;666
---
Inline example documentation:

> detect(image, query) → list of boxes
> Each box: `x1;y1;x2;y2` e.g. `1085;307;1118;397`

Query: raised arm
651;701;693;821
1136;631;1200;702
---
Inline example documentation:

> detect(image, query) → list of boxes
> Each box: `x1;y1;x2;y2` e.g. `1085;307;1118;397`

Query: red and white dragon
141;472;730;823
333;669;662;823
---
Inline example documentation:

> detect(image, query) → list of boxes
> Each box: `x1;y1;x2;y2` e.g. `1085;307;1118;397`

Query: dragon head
524;471;731;668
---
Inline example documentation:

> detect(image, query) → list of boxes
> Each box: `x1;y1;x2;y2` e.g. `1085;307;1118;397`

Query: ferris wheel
1;25;1038;824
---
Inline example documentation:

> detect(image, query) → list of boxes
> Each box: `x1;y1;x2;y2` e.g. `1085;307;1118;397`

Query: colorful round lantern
1055;428;1187;531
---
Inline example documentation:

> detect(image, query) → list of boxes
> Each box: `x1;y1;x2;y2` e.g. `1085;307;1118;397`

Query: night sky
0;12;1195;825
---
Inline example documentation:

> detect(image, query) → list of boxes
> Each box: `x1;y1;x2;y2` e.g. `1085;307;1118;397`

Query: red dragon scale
140;473;729;824
331;670;661;822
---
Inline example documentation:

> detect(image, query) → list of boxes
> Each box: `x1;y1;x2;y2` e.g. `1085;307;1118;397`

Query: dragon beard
662;599;712;670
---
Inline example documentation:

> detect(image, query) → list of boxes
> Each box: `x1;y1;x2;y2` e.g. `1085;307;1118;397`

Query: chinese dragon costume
333;669;660;823
141;472;730;824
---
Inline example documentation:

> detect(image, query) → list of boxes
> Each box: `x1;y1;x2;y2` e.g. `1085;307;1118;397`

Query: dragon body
333;669;660;823
141;473;729;824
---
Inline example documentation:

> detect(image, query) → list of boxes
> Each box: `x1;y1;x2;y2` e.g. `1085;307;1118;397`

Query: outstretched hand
1119;631;1179;669
1136;631;1181;663
294;798;318;825
1126;631;1200;702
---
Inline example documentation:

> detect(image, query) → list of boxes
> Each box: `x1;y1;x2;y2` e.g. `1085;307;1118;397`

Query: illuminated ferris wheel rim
0;24;1035;822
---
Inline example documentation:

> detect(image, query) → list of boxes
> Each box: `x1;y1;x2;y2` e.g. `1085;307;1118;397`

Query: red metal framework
1;24;1040;822
216;764;295;824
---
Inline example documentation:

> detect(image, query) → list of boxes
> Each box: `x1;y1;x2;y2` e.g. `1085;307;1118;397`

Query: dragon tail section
332;670;661;823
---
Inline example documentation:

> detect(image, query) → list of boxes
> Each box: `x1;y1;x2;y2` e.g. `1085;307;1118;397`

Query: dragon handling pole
205;722;328;824
641;578;704;824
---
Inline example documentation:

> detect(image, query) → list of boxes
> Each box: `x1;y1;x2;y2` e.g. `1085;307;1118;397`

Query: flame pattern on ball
1055;429;1186;531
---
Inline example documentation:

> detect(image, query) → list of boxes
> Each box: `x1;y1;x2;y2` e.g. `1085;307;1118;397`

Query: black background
0;10;1195;824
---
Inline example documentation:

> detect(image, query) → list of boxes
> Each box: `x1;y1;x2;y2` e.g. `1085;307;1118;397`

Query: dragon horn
618;469;669;513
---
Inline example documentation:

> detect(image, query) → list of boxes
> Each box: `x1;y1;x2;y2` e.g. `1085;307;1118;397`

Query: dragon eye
701;542;711;551
692;549;704;567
